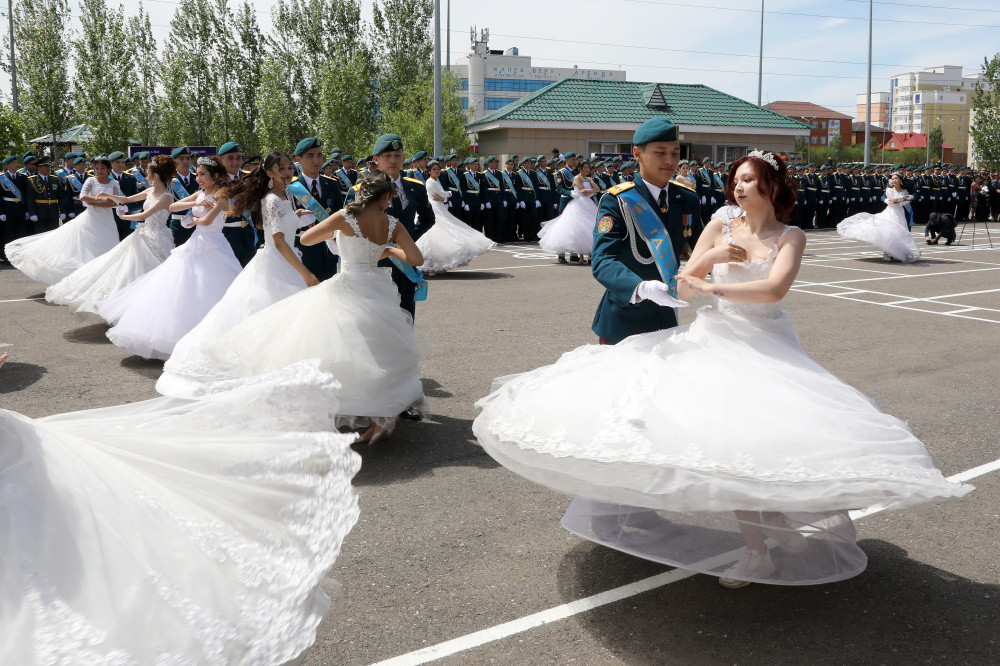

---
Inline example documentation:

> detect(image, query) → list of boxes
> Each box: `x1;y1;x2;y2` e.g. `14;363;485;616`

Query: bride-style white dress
99;191;243;359
6;178;121;285
417;177;495;272
0;361;361;664
45;190;174;316
157;193;309;397
837;188;921;262
474;217;970;585
538;181;599;256
203;212;426;424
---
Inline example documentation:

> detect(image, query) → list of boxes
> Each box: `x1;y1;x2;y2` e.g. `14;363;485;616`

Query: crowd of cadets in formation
2;146;999;264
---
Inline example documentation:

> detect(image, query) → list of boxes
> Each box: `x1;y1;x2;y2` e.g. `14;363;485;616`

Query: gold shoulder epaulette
608;181;635;195
669;178;697;193
403;177;423;185
319;174;336;181
289;176;299;183
352;183;361;191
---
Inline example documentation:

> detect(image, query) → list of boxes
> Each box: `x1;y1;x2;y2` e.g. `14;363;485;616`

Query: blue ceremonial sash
388;252;427;301
518;170;535;193
483;170;500;189
337;168;353;190
0;171;23;202
169;177;189;201
502;171;516;194
560;167;573;185
131;167;150;189
618;186;678;296
287;180;332;221
65;172;83;193
465;172;480;193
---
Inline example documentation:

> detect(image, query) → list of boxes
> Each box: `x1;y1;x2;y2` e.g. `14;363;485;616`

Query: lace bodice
80;178;121;207
188;191;225;234
335;211;397;273
711;215;794;319
885;187;912;205
426;177;450;201
261;193;300;246
137;191;174;261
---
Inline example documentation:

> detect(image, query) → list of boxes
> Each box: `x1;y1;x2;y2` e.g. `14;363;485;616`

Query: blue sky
5;0;999;119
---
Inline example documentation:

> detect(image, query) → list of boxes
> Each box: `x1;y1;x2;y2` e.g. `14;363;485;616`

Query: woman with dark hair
98;157;242;359
474;150;968;590
158;152;321;396
417;159;495;274
46;155;176;315
5;156;121;284
202;171;426;446
837;171;920;262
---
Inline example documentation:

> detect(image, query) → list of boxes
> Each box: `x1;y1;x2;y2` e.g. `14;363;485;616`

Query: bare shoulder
702;218;726;236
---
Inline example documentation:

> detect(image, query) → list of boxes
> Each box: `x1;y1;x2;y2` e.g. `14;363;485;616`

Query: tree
793;136;807;158
160;0;217;146
74;0;134;154
231;1;264;155
0;103;29;156
927;125;944;163
371;0;433;112
969;53;1000;170
127;5;161;145
256;57;296;153
315;50;379;157
378;71;468;155
8;0;74;158
828;135;843;161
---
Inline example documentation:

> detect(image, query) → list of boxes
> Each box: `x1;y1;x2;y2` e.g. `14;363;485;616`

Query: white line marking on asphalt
0;297;44;303
371;459;1000;666
451;263;563;272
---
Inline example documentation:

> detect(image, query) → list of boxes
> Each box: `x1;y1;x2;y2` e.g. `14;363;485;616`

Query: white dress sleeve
112;180;122;197
427;178;450;200
261;194;283;238
81;177;97;201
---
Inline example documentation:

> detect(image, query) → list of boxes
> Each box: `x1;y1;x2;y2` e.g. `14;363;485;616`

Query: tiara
197;157;217;167
748;150;779;171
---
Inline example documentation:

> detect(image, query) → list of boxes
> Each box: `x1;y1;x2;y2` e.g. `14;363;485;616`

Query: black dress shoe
400;407;423;421
557;254;568;264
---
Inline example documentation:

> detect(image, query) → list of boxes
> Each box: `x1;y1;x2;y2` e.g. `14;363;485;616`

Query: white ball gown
473;218;971;586
202;212;426;425
99;191;243;360
0;361;361;663
45;190;174;316
417;177;495;272
6;178;121;285
837;188;921;262
538;182;599;256
157;193;309;397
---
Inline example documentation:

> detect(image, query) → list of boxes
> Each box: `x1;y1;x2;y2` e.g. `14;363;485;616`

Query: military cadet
789;165;804;227
334;155;358;198
57;152;75;181
945;165;959;218
167;147;199;246
345;133;435;321
128;152;152;221
21;152;37;177
217;141;257;265
801;163;818;228
607;156;622;183
26;157;63;232
498;156;520;242
408;151;429;182
478;155;502;241
63;156;88;217
513;156;539;241
816;164;833;228
554;152;578;213
592;118;701;345
0;155;29;261
712;163;727;214
694;157;714;224
532;155;555;223
106;151;138;239
439;154;466;220
288;137;341;281
913;167;929;226
461;157;484;231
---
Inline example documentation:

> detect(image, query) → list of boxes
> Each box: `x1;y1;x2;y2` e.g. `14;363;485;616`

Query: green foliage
315;50;379;158
969;53;1000;170
927;126;944;161
127;5;161;145
255;57;297;154
160;0;217;147
371;0;433;112
828;135;844;160
793;136;807;156
230;1;264;155
9;0;73;156
0;104;29;155
378;72;469;157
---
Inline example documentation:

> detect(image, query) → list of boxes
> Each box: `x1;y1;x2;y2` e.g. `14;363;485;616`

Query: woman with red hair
474;150;969;590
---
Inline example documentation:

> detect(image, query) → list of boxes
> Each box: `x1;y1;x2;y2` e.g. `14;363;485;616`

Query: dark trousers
295;234;338;281
36;206;60;233
387;261;416;320
115;212;133;240
956;198;970;222
483;204;499;241
169;216;195;246
518;202;539;241
223;224;257;267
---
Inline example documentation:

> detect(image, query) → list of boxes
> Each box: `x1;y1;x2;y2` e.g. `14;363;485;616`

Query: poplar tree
128;5;161;146
231;1;263;155
970;53;1000;170
74;0;133;153
161;0;216;146
256;57;296;153
316;50;379;157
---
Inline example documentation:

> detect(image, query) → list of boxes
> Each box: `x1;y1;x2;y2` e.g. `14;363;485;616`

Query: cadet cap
217;142;240;156
293;137;322;156
373;134;404;155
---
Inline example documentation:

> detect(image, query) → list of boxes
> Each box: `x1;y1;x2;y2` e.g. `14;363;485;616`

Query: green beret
217;142;240;156
322;159;335;168
463;157;477;165
518;157;533;166
73;156;86;165
107;151;125;161
411;150;428;160
135;151;150;160
564;151;577;158
373;133;404;156
2;155;15;165
485;155;498;163
445;153;458;161
170;146;190;158
633;118;678;146
293;137;321;156
623;160;636;168
341;154;354;161
403;159;412;166
22;152;36;161
505;156;515;164
63;151;75;159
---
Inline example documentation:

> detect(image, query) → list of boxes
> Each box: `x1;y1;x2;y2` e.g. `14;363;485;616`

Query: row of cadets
0;155;30;261
167;147;199;246
438;154;466;220
105;151;138;240
289;137;341;281
63;156;89;216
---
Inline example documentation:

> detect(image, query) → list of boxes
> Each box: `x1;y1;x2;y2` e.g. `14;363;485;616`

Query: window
458;78;469;91
484;97;518;110
820;121;827;129
460;97;468;110
811;136;819;145
484;78;555;92
820;136;827;145
811;121;819;129
914;93;921;104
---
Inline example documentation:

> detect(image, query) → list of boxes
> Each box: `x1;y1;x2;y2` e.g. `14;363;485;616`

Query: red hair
724;153;799;223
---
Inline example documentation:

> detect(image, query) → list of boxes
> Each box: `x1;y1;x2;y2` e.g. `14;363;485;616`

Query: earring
267;178;274;188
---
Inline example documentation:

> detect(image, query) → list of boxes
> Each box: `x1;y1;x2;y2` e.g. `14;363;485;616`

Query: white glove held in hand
633;280;689;308
59;213;66;220
485;202;491;209
116;205;128;214
535;200;541;208
29;214;38;222
463;203;470;211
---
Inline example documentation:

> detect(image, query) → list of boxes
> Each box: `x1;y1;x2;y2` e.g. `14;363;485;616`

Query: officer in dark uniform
514;157;540;241
63;156;88;217
439;154;466;220
532;155;555;224
816;164;833;228
107;151;138;239
479;155;502;241
289;136;342;281
26;158;63;232
694;157;714;225
407;151;429;182
217;141;257;266
0;155;29;262
167;147;199;246
712;162;727;213
498;156;520;242
345;133;435;320
955;167;972;221
461;157;484;231
592;118;701;345
801;163;818;228
20;152;37;177
554;152;578;213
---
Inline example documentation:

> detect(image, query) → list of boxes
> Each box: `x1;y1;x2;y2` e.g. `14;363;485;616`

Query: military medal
682;213;692;237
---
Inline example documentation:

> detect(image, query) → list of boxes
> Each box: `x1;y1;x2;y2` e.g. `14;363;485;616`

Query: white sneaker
718;548;775;589
762;513;809;554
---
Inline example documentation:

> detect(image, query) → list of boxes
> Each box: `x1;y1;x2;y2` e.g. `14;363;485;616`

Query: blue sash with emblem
617;187;678;296
483;170;500;189
0;171;23;203
131;167;150;189
337;168;353;191
502;171;516;194
387;247;427;302
66;172;83;193
518;170;535;193
287;180;332;222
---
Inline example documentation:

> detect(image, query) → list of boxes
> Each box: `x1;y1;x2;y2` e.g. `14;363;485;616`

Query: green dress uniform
498;162;520;242
26;172;63;233
479;160;503;241
62;166;88;217
514;161;540;242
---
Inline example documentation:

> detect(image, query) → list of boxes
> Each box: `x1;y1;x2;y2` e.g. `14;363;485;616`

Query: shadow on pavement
0;361;47;393
557;538;998;664
429;271;514;281
120;355;164;379
63;322;111;344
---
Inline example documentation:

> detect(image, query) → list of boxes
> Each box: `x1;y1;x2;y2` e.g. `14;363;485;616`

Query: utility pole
445;0;450;73
863;0;872;166
8;0;17;113
433;0;442;157
757;0;764;106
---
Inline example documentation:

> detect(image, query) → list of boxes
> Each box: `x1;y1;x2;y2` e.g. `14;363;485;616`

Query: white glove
0;214;5;221
632;280;689;308
116;205;128;214
298;212;317;226
503;201;507;208
480;203;484;210
59;213;66;220
701;196;707;204
485;202;491;209
29;214;37;222
68;213;75;218
535;200;541;208
463;203;469;211
518;201;526;209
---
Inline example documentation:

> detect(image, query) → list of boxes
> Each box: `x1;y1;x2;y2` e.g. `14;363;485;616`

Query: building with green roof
466;78;811;164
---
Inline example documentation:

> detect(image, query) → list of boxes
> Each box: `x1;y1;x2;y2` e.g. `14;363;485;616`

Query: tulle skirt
538;195;598;256
473;306;971;584
6;207;119;285
203;267;425;421
417;200;495;273
45;222;174;316
157;246;308;397
837;204;921;262
99;228;243;360
0;361;361;664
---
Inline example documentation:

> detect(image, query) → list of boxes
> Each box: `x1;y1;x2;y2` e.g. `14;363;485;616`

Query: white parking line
370;458;997;666
0;297;44;303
